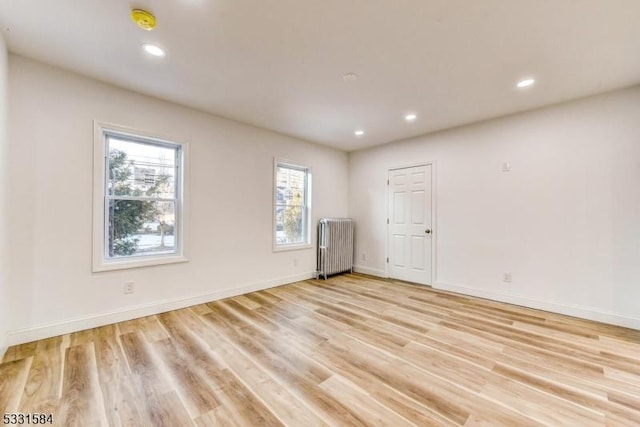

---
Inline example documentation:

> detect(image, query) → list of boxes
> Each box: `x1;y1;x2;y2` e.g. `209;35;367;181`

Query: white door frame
385;161;437;284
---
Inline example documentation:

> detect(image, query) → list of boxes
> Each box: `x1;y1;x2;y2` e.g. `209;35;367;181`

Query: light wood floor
2;274;640;426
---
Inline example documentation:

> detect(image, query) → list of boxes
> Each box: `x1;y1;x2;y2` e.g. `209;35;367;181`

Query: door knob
425;229;431;234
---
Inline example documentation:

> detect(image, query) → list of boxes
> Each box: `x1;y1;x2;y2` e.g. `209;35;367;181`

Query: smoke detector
131;9;157;31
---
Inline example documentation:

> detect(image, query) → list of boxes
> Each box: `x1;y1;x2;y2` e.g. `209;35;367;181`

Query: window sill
273;243;313;253
93;255;188;272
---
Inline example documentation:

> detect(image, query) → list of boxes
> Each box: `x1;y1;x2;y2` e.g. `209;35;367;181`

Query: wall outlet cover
124;281;135;294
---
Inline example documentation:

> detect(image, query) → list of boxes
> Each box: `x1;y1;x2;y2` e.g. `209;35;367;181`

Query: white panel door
388;165;432;285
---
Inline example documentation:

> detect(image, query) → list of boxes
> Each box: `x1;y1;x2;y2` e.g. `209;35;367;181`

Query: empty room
0;1;639;426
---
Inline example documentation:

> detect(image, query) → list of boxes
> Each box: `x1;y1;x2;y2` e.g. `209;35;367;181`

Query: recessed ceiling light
405;113;417;122
516;78;535;88
142;43;165;57
354;130;365;136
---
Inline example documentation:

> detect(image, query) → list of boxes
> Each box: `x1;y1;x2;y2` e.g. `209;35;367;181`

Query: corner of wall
0;26;10;362
0;334;7;360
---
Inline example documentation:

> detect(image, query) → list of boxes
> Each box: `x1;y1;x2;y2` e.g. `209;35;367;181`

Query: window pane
107;199;176;258
108;137;177;199
277;167;305;202
275;163;309;247
276;205;304;244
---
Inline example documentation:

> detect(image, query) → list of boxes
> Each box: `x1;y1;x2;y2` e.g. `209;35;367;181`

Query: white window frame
93;121;189;272
273;159;312;252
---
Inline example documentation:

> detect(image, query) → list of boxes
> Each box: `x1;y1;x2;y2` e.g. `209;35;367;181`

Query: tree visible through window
106;135;181;258
275;162;310;247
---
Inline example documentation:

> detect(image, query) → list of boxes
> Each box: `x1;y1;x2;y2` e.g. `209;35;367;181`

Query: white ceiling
1;1;639;151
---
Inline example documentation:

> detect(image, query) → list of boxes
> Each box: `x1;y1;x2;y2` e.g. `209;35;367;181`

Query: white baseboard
353;265;386;278
7;271;315;346
434;281;640;330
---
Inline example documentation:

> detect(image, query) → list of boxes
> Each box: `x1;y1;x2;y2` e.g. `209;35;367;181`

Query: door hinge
387;179;389;185
386;218;389;224
386;257;389;263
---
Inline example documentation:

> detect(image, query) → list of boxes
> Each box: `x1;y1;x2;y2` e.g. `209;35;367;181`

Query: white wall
0;34;10;356
350;87;640;329
6;55;349;344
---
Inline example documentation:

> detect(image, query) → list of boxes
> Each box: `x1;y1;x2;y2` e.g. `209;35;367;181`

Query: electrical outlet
503;273;512;283
361;253;367;261
124;281;135;294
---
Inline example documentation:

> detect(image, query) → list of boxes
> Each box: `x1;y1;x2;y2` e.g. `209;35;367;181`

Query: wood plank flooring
2;274;640;426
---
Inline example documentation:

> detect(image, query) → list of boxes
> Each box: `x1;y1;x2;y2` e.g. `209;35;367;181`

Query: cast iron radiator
316;218;354;280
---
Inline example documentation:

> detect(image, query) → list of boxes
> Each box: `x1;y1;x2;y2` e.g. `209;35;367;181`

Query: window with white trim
274;160;311;250
93;123;187;271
